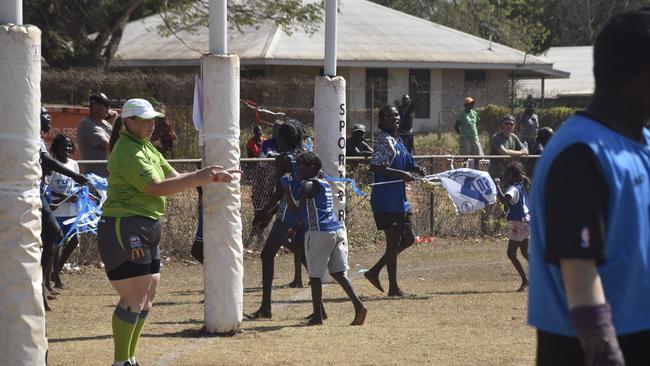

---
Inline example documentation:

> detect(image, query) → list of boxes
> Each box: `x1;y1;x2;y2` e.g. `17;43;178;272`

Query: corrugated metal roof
518;46;593;97
113;0;568;77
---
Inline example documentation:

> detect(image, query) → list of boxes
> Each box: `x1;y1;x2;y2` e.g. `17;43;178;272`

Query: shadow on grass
244;284;301;293
49;334;112;343
144;327;242;338
272;294;431;305
427;289;516;295
167;289;203;295
246;323;314;333
103;300;196;309
151;319;203;325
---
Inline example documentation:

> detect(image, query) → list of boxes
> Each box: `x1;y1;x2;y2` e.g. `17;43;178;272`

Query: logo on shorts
129;234;143;248
129;234;145;260
580;227;591;249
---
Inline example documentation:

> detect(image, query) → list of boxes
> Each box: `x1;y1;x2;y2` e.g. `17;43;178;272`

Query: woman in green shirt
97;98;239;366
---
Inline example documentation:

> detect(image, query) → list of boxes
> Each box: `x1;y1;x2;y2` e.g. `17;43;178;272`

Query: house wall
252;65;512;133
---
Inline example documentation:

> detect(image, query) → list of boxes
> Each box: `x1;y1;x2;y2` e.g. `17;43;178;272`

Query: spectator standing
246;125;266;158
346;123;373;157
488;115;528;182
77;93;117;176
397;94;415;153
519;95;539;147
455;97;483;156
528;9;650;366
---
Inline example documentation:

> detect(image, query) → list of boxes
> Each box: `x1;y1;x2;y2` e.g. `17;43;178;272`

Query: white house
112;0;569;132
518;46;593;106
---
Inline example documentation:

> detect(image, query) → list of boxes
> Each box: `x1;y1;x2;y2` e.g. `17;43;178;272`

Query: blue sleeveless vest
277;157;301;226
506;182;529;222
528;114;650;336
302;178;342;232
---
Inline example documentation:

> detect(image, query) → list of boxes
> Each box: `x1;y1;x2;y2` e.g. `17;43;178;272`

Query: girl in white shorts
495;161;531;292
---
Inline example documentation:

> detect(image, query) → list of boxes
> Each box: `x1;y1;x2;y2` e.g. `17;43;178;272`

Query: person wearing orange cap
454;97;483;156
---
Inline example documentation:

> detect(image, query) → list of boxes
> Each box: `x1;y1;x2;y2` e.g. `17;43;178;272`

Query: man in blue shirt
528;8;650;365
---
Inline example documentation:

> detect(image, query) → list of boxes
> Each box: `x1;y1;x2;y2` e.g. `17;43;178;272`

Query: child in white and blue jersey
495;161;530;292
281;152;367;326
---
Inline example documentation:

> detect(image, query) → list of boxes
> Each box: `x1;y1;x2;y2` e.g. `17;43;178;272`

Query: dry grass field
47;237;534;365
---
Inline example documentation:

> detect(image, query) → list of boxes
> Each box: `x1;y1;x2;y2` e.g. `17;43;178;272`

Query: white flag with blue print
427;168;497;214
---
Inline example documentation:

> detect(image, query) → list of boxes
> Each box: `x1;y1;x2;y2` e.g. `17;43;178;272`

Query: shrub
476;104;511;135
537;107;577;130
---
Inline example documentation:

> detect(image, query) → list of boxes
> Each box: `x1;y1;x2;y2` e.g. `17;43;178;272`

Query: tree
542;0;648;47
24;0;323;69
371;0;550;54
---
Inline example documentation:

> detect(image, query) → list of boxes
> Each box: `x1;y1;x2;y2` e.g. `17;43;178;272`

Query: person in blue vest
364;105;425;297
494;161;530;292
247;122;308;319
528;8;650;366
281;151;367;326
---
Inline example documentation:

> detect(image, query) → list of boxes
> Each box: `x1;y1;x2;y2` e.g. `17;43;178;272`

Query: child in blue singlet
495;161;530;292
281;152;367;326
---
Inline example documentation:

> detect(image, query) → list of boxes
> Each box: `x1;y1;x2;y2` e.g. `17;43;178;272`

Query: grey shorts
305;228;349;279
97;216;161;280
459;137;483;155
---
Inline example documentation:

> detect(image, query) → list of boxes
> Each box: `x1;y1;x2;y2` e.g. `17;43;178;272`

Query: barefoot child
495;161;530;292
282;152;367;325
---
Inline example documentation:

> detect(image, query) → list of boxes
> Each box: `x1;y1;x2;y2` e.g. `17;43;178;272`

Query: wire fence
71;155;535;265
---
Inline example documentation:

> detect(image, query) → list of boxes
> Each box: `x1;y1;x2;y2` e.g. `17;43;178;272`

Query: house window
365;68;388;109
408;69;430;119
464;70;486;87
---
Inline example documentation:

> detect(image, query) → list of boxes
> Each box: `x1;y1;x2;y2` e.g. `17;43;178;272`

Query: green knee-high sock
112;305;140;362
129;310;149;359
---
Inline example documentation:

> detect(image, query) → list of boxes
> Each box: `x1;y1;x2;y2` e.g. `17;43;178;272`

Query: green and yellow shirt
103;130;175;220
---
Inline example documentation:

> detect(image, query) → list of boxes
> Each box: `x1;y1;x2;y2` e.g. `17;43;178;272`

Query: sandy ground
46;237;534;365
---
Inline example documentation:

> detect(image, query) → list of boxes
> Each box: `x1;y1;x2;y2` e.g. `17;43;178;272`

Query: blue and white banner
426;168;497;214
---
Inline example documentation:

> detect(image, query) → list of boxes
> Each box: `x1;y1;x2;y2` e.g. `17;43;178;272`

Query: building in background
111;0;568;133
518;46;593;107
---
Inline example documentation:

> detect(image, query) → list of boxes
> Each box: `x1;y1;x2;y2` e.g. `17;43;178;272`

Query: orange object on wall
42;104;89;160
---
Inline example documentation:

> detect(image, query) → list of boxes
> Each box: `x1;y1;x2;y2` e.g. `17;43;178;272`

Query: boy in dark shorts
282;152;367;326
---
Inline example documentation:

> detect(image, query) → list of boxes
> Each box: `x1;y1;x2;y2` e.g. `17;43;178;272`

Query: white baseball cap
121;98;164;119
